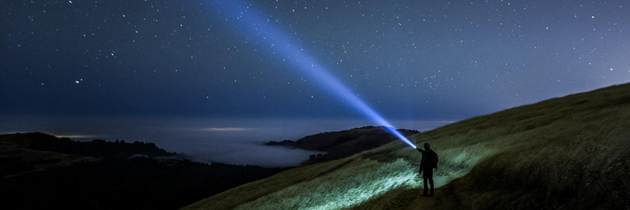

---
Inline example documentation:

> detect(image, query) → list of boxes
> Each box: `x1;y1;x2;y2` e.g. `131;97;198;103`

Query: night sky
2;0;630;121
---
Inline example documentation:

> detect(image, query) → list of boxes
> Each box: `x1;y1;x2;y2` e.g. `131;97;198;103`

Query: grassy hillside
182;83;630;210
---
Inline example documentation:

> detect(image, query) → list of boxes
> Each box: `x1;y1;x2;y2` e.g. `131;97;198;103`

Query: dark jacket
417;148;438;170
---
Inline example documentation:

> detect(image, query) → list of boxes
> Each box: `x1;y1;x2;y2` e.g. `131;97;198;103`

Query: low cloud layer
0;116;451;167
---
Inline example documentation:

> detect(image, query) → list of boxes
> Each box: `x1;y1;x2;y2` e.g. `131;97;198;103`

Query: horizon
0;115;453;167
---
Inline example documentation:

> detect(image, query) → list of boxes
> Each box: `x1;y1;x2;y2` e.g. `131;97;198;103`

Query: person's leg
427;170;434;196
422;170;429;196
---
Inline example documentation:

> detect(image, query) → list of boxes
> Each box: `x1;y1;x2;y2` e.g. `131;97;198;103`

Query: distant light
202;127;250;131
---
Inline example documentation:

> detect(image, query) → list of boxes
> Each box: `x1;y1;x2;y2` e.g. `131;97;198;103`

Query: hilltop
183;83;630;210
266;126;418;165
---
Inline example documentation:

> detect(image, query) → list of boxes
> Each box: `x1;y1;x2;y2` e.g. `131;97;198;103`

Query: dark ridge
264;139;297;147
20;132;174;158
0;133;286;210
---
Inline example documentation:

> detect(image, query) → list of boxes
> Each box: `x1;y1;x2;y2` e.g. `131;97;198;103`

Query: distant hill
0;132;174;177
266;126;418;165
0;133;284;210
183;83;630;210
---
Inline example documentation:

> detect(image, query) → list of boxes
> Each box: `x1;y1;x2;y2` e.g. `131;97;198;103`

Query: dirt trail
353;185;462;210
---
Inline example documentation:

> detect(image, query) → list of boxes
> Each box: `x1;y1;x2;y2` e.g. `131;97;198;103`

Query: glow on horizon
201;127;252;132
209;0;417;149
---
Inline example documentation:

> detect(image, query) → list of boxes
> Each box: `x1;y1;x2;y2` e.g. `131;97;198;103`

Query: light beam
209;0;417;149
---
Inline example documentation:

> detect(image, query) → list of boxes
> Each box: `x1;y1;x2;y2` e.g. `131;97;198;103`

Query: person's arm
416;148;425;153
434;151;438;170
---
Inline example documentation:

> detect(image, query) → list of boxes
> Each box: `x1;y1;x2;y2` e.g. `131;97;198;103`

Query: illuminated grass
234;159;419;210
231;141;500;210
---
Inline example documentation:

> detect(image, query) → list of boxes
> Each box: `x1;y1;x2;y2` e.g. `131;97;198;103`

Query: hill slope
183;83;630;210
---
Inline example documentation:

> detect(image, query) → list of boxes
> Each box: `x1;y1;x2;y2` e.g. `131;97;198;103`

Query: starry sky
2;0;630;121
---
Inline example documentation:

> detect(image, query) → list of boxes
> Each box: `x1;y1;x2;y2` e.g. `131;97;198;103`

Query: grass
233;158;418;210
182;83;630;210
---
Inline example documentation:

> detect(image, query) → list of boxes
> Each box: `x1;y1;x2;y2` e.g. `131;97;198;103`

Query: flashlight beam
210;0;417;149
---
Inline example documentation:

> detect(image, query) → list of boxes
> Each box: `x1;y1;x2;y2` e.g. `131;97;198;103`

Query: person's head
424;143;430;150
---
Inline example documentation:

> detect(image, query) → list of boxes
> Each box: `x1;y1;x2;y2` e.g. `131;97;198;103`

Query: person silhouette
417;143;438;196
